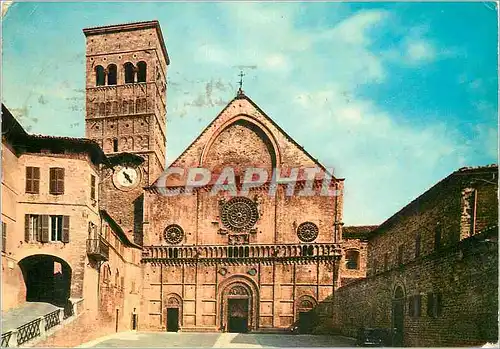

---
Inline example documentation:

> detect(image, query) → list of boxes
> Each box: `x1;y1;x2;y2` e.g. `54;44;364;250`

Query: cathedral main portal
220;280;257;333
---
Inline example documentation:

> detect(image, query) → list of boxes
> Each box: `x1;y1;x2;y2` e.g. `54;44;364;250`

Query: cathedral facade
82;21;351;333
1;20;366;340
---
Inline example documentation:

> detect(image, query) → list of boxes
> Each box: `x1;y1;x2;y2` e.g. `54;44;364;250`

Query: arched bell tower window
107;64;117;85
124;62;135;84
137;61;147;83
95;65;105;86
113;139;118;152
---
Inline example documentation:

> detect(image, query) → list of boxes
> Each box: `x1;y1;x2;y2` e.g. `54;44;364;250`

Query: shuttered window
427;293;443;318
25;214;42;242
26;167;40;194
49;168;65;195
2;222;6;253
90;175;96;201
408;295;422;317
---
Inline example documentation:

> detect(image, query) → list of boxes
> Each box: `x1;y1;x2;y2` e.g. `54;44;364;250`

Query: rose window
297;222;319;242
164;224;184;244
220;197;259;232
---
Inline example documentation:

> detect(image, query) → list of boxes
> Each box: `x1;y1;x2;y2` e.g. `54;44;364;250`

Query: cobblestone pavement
79;331;356;348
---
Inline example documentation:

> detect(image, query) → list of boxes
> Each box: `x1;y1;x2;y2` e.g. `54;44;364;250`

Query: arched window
345;249;360;270
107;64;117;85
124;62;135;84
95;65;105;86
137;61;147;82
113;139;118;152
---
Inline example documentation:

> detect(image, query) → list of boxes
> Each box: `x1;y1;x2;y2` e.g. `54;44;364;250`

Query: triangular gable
151;93;338;187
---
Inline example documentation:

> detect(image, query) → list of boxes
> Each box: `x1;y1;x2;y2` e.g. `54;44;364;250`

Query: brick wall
333;166;499;346
333;234;498;346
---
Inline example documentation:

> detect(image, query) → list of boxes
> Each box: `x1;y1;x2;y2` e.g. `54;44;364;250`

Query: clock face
113;166;141;191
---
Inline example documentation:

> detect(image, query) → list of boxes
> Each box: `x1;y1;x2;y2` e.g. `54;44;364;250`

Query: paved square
80;332;356;348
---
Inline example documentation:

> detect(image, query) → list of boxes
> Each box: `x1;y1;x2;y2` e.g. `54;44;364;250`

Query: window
88;222;97;239
113;139;118;152
90;175;96;201
408;295;422;317
137;61;147;82
120;276;124;290
415;234;421;258
124;62;135;83
131;281;136;293
115;235;119;250
50;216;63;241
95;65;105;86
107;64;117;85
397;245;404;265
345;250;360;270
25;214;41;242
434;224;442;251
427;293;442;318
49;168;65;195
383;253;388;271
115;270;119;287
104;225;110;241
26;167;40;194
2;222;6;253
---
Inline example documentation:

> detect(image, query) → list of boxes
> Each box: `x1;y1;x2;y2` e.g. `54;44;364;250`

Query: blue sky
2;1;498;225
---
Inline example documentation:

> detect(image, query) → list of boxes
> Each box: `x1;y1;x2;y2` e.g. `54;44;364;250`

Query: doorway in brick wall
392;286;405;346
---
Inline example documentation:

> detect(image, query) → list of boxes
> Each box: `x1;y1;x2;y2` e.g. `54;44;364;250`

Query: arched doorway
392;285;405;346
19;254;71;307
165;294;182;332
218;277;258;333
296;295;317;334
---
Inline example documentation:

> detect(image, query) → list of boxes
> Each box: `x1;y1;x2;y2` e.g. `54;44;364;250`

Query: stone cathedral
82;21;360;333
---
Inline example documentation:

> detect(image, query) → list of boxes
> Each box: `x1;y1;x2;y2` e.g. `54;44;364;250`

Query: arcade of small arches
144;243;341;261
95;61;147;86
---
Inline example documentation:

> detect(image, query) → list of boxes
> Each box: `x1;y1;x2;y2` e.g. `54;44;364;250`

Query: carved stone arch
164;293;183;330
217;275;259;332
199;115;282;169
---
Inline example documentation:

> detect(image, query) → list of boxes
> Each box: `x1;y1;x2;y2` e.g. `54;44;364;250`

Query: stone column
39;316;46;339
8;329;18;348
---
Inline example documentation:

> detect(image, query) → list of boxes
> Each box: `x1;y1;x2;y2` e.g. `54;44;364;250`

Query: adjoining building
333;165;498;347
1;104;142;335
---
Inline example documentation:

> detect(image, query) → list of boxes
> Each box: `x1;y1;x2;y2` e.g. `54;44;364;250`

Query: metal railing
86;237;110;261
44;309;61;331
1;331;12;347
16;318;41;346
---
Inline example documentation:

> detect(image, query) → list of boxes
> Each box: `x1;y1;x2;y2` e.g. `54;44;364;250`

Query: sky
1;1;498;225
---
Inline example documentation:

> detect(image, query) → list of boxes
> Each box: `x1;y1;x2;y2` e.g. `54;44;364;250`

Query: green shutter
49;169;56;194
41;215;50;243
33;167;40;193
62;216;70;243
58;168;65;194
25;214;30;242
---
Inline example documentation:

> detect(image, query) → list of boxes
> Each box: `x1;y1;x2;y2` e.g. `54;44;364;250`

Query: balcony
86;237;109;261
142;242;342;265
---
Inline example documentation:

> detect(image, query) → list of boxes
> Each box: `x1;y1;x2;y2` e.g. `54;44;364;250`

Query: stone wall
333;233;498;347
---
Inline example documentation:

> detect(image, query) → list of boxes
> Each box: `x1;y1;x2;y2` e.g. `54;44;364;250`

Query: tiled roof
367;164;498;240
2;104;107;166
343;225;378;239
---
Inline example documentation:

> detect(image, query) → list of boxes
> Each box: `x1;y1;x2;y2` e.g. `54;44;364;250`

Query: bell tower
83;21;169;243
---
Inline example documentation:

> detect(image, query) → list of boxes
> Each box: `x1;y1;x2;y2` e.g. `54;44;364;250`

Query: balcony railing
86;237;109;261
142;243;342;264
